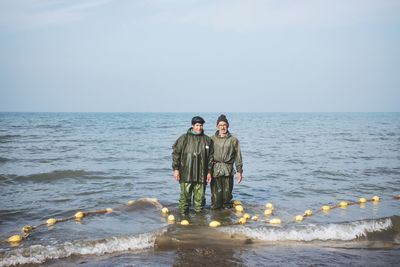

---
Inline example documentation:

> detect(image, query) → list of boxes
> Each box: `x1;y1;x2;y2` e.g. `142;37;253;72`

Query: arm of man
207;138;214;184
172;134;186;182
236;171;243;184
174;170;180;181
234;137;243;183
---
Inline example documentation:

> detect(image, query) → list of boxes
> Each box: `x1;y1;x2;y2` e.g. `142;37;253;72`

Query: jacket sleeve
172;134;186;171
208;138;214;174
233;137;243;173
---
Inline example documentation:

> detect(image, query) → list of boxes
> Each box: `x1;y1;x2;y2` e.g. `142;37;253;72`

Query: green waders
210;176;234;209
179;182;206;214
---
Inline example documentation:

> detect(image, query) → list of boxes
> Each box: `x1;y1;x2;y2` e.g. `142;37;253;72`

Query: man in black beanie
211;114;243;209
172;116;213;215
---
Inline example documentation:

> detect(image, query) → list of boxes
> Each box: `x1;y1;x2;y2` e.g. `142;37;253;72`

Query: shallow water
0;112;399;266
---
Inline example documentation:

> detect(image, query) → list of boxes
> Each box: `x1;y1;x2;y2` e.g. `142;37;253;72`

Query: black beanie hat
191;116;205;125
217;114;229;125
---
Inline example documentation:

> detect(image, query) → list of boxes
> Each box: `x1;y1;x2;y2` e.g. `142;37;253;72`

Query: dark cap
191;116;205;125
216;114;229;125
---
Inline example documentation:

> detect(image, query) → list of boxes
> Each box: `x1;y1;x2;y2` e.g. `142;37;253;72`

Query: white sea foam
0;229;165;267
220;218;393;242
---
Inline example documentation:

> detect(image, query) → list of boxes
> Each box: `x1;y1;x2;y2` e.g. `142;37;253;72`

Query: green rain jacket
211;131;243;177
172;128;214;183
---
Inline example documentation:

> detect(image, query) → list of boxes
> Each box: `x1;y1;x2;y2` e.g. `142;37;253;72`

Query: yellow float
304;209;313;216
161;207;169;214
22;225;33;234
264;209;273;216
74;211;85;220
46;218;57;226
167;215;175;222
180;219;189;226
265;203;274;210
7;235;22;243
235;205;244;212
295;215;304;222
322;205;330;212
269;218;281;224
239;217;247;225
251;215;259;221
209;221;221;227
233;200;242;207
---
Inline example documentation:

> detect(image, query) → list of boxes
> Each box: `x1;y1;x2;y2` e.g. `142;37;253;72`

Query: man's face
192;123;204;133
217;121;229;134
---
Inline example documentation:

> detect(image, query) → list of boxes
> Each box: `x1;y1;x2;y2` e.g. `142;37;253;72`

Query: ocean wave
363;167;400;176
35;124;64;129
310;170;351;179
0;135;20;142
0;157;9;163
219;217;394;242
0;230;165;267
13;170;97;182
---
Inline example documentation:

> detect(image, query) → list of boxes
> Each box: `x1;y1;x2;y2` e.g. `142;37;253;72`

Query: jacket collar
188;127;204;136
214;130;231;138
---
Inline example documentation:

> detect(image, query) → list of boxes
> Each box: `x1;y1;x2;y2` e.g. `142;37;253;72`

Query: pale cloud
130;0;400;32
1;0;399;31
0;0;113;30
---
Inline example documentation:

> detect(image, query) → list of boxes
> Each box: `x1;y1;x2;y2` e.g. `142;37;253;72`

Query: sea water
0;112;399;266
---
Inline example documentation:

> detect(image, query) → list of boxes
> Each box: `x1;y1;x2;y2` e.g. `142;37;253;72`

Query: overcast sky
0;0;399;112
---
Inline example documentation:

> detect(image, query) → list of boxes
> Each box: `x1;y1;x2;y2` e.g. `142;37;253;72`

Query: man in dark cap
172;116;214;215
210;114;243;209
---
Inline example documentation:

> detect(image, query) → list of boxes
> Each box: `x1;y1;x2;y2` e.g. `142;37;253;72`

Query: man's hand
206;173;212;184
173;170;180;181
236;172;243;184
